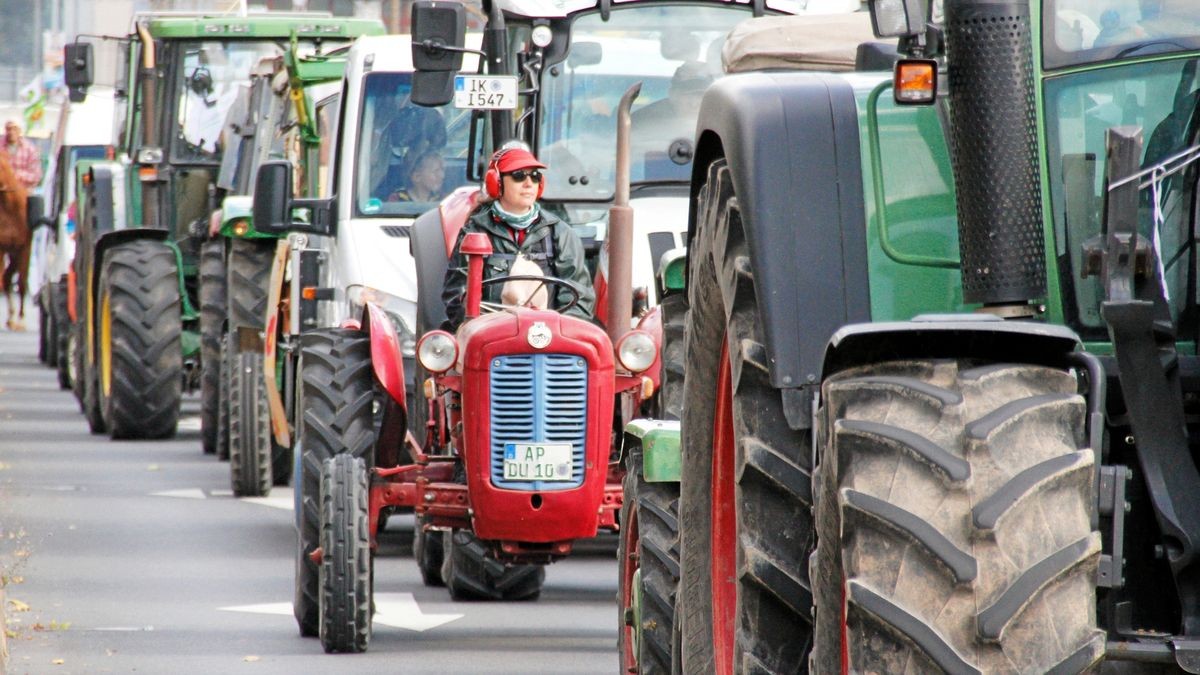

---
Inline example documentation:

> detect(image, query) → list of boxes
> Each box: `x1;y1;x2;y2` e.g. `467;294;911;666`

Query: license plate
503;443;574;481
454;75;518;110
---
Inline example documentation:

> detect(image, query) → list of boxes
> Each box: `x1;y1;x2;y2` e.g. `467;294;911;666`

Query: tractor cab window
1045;0;1200;69
352;72;472;218
172;40;293;164
537;5;755;201
1045;56;1200;337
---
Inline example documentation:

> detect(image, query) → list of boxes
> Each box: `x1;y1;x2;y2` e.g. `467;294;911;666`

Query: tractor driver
441;143;596;330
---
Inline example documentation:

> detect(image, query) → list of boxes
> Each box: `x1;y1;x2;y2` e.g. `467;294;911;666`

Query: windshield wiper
1113;40;1189;60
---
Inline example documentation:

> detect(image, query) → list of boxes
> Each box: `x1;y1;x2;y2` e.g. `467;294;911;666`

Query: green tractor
620;0;1200;671
62;13;379;440
202;31;380;496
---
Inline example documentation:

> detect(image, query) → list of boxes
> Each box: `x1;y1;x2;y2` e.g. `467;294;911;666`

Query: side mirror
64;42;93;103
868;0;927;39
411;1;466;72
252;161;295;235
411;71;456;107
26;194;51;231
252;160;336;237
567;42;603;69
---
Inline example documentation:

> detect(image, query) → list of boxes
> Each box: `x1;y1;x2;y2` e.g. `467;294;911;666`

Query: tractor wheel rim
99;290;112;398
711;338;736;674
619;500;640;673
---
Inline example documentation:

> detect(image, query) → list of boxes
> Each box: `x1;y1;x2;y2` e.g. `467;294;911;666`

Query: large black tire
677;160;814;672
53;282;71;390
199;238;226;454
414;519;445;587
97;240;182;440
229;350;272;497
294;328;376;637
37;289;49;364
217;332;231;461
58;314;75;391
319;453;373;654
654;293;686;421
440;529;544;601
812;361;1103;673
618;450;679;675
227;239;276;495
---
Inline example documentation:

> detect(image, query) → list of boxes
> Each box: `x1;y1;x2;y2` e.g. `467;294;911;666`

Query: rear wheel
58;316;75;391
217;332;231;461
97;240;182;439
228;240;275;494
199;238;226;454
441;529;544;601
677;160;814;673
294;328;376;637
813;360;1103;673
319;453;373;654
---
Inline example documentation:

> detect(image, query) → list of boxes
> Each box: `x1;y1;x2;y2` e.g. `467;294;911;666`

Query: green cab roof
142;14;384;39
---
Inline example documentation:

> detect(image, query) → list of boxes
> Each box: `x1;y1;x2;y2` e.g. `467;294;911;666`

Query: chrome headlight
616;330;657;374
417;331;458;374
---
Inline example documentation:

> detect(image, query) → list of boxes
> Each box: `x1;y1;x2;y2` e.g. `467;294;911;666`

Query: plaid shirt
3;138;42;189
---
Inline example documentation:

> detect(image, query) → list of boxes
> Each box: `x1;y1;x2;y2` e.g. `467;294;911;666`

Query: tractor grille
489;353;588;491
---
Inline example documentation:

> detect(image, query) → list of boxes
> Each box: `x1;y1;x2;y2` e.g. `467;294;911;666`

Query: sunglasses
506;169;543;184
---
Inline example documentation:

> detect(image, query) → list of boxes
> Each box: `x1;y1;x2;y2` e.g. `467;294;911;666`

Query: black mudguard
688;72;871;390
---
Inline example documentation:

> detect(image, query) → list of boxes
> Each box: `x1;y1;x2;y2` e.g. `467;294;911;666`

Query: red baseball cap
494;147;547;173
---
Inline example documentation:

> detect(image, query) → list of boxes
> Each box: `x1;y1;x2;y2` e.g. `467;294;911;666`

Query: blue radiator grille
489;353;588;490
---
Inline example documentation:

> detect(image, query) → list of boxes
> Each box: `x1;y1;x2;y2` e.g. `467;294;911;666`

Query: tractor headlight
616;330;657;374
417;331;458;374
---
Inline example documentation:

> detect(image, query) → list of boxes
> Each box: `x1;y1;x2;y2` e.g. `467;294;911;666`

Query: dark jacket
442;204;596;329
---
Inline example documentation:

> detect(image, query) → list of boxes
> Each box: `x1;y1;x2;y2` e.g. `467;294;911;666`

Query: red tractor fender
364;302;407;412
439;186;481;258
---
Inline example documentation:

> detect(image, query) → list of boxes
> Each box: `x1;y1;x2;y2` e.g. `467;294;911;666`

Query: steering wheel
479;274;583;315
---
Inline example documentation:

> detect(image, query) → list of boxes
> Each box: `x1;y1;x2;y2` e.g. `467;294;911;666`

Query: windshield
1045;56;1200;338
1045;0;1200;70
173;40;317;163
353;72;472;218
537;5;756;201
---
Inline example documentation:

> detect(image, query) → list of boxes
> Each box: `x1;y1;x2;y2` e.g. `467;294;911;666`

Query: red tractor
284;92;660;653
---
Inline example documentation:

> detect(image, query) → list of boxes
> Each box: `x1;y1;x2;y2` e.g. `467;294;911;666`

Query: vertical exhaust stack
944;0;1046;306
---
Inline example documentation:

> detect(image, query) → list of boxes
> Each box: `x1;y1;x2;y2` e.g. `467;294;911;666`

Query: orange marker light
894;59;938;106
302;286;318;300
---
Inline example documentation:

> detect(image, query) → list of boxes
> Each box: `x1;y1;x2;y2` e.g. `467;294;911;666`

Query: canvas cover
722;12;881;73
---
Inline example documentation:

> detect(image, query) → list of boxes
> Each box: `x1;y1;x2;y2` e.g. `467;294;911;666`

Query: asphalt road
0;302;619;675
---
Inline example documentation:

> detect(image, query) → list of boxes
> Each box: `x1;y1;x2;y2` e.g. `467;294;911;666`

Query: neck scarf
492;201;539;230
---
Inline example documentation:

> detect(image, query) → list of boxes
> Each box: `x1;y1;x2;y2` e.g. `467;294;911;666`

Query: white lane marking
241;490;294;512
210;489;233;497
220;593;463;632
92;626;155;632
150;488;207;500
177;417;202;431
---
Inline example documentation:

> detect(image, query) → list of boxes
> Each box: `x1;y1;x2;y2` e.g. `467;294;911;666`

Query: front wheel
229;350;272;497
318;453;373;654
414;518;445;587
813;360;1104;673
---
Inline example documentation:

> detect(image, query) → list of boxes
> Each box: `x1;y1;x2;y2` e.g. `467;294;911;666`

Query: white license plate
503;443;574;481
454;75;518;110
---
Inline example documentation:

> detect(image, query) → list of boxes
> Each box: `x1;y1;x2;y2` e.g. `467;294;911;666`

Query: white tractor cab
252;33;481;446
31;87;116;387
406;0;866;339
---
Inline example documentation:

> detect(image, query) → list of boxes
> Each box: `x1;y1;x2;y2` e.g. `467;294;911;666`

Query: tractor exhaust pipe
606;83;641;345
944;0;1046;307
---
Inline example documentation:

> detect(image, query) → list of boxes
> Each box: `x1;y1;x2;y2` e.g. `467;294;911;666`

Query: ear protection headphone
484;147;545;200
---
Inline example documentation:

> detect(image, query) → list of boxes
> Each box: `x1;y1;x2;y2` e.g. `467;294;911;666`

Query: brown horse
0;152;30;331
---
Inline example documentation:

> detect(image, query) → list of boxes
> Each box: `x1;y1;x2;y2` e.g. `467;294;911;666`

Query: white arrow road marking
150;488;207;500
242;488;294;512
177;416;202;431
219;593;463;632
